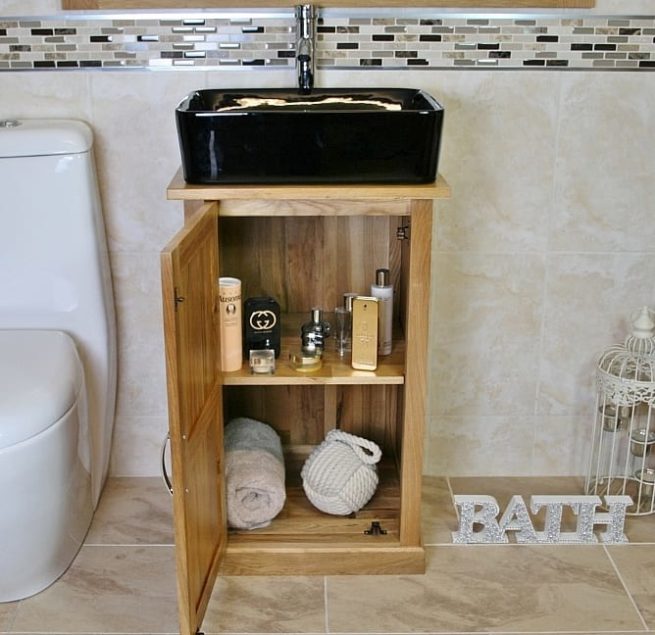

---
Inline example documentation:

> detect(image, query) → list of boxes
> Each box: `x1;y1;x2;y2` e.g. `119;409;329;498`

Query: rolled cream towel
224;417;286;530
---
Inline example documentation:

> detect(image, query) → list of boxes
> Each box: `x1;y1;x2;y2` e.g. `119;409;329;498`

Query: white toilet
0;119;117;602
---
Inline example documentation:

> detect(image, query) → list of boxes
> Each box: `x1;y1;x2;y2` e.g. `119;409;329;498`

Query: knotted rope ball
301;429;382;515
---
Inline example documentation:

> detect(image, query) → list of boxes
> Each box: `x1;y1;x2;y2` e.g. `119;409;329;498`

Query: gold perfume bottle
351;296;378;371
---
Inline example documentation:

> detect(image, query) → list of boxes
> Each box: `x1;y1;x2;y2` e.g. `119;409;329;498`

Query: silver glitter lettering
498;495;538;543
597;495;632;544
452;495;507;544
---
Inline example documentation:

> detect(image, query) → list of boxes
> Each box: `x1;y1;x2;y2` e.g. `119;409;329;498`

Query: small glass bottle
336;292;357;356
301;308;331;356
334;307;351;357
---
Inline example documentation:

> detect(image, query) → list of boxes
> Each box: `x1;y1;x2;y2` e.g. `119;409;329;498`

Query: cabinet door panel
161;202;225;635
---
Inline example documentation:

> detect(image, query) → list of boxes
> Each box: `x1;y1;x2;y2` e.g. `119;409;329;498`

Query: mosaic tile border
320;12;655;69
0;10;654;71
0;11;296;69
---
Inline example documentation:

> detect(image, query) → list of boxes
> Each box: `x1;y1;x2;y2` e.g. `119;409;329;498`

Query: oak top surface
167;168;451;202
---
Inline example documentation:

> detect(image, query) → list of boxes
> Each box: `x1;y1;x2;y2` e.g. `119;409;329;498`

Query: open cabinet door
161;202;225;635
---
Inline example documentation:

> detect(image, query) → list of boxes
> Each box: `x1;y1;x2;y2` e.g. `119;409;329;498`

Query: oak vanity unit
161;171;450;635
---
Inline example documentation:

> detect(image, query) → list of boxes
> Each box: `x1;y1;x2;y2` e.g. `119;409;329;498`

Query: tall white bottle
371;268;393;356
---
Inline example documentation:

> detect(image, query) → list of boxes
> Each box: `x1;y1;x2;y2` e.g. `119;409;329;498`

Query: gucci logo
249;309;277;331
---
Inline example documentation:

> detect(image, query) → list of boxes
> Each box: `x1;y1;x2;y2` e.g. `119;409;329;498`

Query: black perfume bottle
244;297;281;357
301;307;331;356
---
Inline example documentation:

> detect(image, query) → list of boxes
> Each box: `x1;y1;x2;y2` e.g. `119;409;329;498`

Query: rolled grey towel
224;417;286;530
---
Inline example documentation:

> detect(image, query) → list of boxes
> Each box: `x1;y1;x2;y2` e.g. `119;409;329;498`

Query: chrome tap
295;4;315;94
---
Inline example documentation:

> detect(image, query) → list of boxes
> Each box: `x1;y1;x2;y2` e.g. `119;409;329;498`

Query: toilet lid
0;330;83;450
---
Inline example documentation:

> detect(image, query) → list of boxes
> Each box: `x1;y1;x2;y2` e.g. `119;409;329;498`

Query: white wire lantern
586;307;655;515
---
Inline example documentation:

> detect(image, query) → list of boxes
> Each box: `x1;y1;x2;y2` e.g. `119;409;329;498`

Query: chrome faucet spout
295;4;315;94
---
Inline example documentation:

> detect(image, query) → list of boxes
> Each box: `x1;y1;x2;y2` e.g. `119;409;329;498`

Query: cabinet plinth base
219;543;425;576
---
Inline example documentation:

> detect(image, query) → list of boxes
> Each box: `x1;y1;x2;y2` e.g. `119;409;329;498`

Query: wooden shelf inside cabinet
225;347;405;385
161;169;450;635
224;314;405;385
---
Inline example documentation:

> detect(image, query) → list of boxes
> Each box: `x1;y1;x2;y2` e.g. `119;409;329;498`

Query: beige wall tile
433;71;559;253
595;0;655;9
532;415;591;476
539;254;655;417
0;72;91;121
426;415;535;477
552;72;655;253
111;252;169;419
11;546;178;633
0;0;58;12
205;69;295;90
327;545;643;632
430;253;545;417
109;414;169;476
89;71;200;254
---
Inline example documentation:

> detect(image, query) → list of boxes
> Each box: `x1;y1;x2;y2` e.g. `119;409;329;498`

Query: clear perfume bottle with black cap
301;307;331;356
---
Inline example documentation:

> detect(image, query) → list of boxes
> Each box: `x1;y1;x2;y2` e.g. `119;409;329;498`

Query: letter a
452;495;508;544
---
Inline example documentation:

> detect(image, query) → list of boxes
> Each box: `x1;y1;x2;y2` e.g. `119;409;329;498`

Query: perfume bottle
370;268;393;356
218;277;242;372
301;308;331;356
244;296;281;358
334;307;351;357
351;296;378;371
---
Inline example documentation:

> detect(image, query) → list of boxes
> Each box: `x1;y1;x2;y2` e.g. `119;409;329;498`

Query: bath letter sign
452;495;632;545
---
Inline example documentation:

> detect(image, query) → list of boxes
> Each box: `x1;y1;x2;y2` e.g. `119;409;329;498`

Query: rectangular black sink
175;88;444;185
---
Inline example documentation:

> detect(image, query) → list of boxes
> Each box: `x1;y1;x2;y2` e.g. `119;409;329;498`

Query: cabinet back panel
218;216;402;313
223;385;326;446
337;385;399;456
223;384;400;455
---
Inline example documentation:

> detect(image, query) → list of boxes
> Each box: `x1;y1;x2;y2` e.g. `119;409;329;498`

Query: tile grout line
602;543;650;631
445;475;458;526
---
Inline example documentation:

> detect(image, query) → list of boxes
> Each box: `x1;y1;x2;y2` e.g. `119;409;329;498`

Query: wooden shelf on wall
63;1;595;10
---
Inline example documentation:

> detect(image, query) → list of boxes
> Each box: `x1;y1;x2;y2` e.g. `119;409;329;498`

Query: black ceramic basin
176;88;444;185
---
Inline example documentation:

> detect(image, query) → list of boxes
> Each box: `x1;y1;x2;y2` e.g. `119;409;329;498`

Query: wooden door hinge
174;287;185;311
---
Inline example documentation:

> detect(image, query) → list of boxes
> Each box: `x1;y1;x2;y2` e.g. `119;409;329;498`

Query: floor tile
622;513;655;544
607;544;655;629
11;545;178;634
326;544;644;633
0;601;17;630
86;476;174;545
202;575;326;633
422;476;457;544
